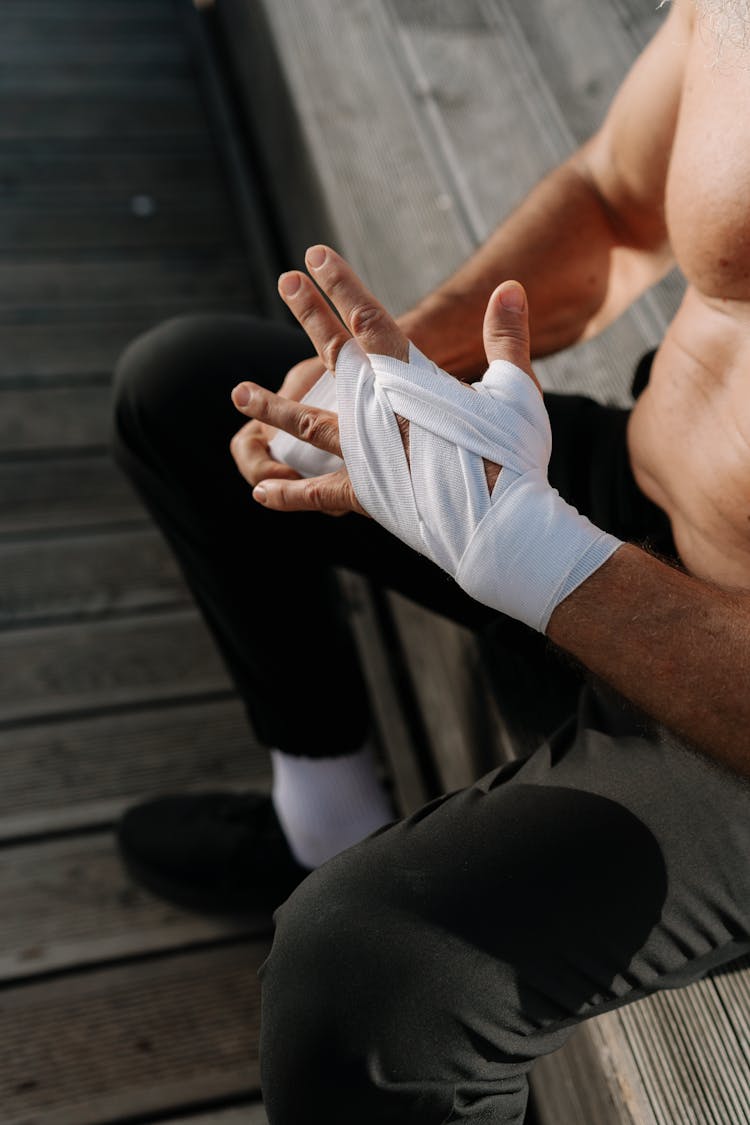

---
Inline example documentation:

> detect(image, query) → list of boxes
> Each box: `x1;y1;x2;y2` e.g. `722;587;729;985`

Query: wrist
456;474;622;634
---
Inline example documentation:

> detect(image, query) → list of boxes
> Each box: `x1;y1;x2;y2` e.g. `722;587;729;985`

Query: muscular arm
402;0;693;378
548;546;750;773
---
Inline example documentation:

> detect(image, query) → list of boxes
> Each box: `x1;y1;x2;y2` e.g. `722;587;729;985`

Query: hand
229;354;324;488
231;245;538;515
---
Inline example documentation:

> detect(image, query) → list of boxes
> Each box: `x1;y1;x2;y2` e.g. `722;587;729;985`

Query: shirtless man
113;2;750;1120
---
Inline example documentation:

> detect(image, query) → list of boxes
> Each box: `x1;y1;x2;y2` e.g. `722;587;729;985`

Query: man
113;0;750;1120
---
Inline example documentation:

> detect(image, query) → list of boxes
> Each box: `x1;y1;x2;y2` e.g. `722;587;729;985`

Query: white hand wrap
335;339;622;633
268;370;345;479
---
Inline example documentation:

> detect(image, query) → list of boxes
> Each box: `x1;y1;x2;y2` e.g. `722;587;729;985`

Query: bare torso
628;14;750;586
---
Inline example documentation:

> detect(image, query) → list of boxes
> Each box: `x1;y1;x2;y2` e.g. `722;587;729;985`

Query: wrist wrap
335;339;621;633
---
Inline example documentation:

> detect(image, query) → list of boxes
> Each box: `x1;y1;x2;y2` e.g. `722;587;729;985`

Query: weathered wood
533;1016;658;1125
0;148;220;200
338;570;431;813
0;455;142;534
0;943;267;1125
0;528;187;627
219;0;473;313
0;40;188;70
0;96;206;142
612;968;750;1125
388;593;507;791
385;0;677;405
0;385;112;453
2;12;179;42
0;832;275;981
0;697;265;840
170;1107;268;1125
0;257;253;309
0;322;189;381
0;609;232;725
0;65;194;96
0;206;235;252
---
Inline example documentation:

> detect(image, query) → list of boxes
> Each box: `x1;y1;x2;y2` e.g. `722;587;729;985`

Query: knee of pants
259;822;532;1125
259;782;670;1125
112;314;250;465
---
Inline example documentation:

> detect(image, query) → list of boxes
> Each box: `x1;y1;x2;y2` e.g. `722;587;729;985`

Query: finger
483;281;542;395
305;245;409;361
232;382;342;456
230;424;302;486
253;470;367;516
277;271;352;373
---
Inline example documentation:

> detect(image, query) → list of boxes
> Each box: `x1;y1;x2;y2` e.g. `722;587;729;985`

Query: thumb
483;281;541;393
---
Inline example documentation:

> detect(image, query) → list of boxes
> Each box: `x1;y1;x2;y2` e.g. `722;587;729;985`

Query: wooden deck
0;1;272;1121
5;1;750;1123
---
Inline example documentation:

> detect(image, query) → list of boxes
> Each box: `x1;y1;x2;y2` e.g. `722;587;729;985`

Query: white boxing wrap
335;338;622;633
268;369;345;479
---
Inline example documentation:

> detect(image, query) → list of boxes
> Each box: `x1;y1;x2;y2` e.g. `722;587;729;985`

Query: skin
229;0;750;774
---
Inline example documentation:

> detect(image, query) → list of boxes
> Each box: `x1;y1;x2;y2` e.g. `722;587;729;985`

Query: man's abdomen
627;286;750;589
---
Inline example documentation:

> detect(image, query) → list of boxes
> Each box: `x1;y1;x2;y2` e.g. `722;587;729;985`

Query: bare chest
666;30;750;299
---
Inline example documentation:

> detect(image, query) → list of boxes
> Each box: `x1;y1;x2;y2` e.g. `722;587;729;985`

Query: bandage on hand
335;339;622;634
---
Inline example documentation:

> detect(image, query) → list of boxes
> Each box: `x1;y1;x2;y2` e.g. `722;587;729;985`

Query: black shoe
116;791;311;915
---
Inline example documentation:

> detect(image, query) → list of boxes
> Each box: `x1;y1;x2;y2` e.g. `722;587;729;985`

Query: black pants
113;316;750;1124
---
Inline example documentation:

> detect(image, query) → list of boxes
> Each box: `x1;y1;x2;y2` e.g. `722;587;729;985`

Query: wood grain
0;944;267;1125
0;528;187;626
0;609;232;724
0;697;266;840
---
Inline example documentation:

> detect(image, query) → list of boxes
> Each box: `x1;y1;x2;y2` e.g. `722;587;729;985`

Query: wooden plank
0;294;250;328
1;14;179;42
533;1024;645;1125
0;206;236;252
534;1016;659;1125
615;978;750;1124
0;944;267;1125
170;1107;268;1125
0;528;187;627
0;61;193;93
712;955;750;1068
384;0;673;405
0;322;175;380
11;833;271;971
338;571;430;814
0;96;206;142
0;698;265;840
0;150;221;199
0;385;112;453
388;592;507;791
0;609;232;725
0;455;142;534
222;0;473;313
0;833;272;981
0;257;253;308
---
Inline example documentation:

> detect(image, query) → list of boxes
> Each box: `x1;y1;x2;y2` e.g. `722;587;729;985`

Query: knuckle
298;409;318;443
303;478;324;509
296;300;320;331
349;302;384;338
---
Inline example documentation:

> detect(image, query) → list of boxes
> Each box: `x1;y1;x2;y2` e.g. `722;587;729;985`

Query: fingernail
279;272;301;297
234;384;250;407
306;245;327;269
499;282;526;311
253;485;268;504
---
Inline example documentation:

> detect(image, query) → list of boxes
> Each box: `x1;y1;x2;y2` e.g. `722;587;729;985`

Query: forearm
547;545;750;775
399;149;671;380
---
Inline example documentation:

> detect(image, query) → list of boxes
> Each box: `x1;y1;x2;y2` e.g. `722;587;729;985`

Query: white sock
270;742;395;869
